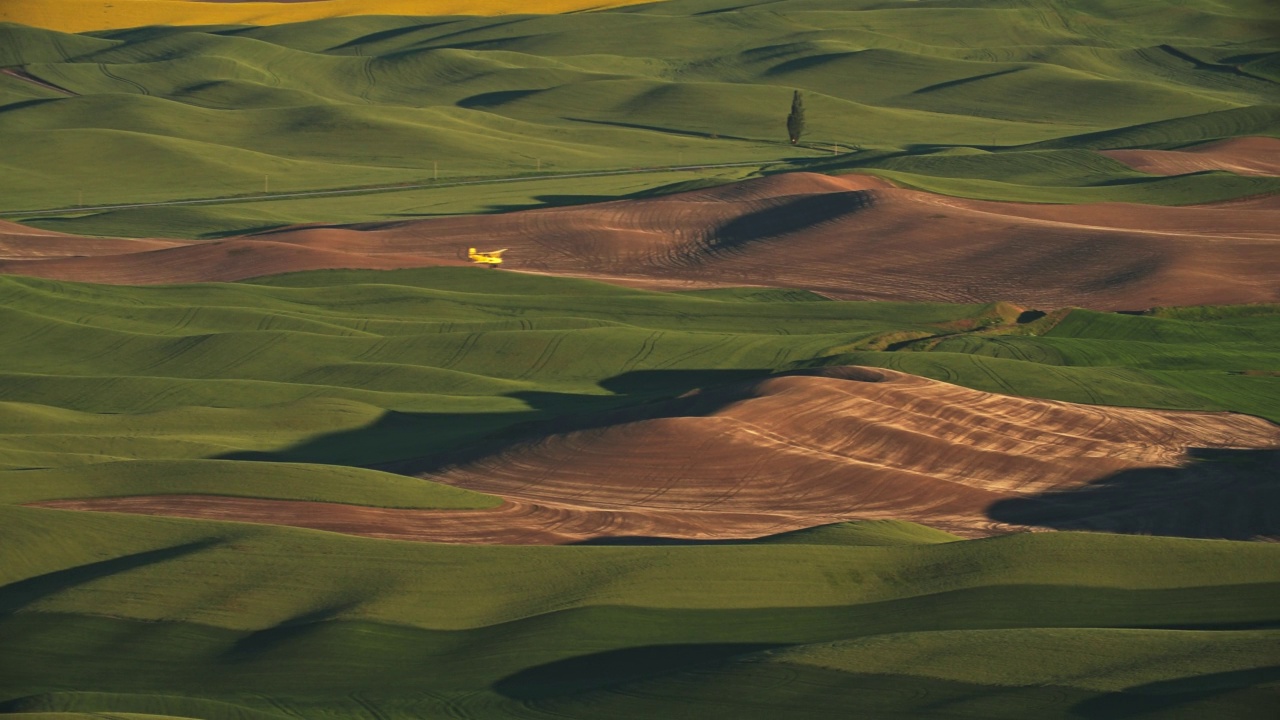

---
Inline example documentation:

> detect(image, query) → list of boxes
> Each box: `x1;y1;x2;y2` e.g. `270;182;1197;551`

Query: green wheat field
1;0;1278;718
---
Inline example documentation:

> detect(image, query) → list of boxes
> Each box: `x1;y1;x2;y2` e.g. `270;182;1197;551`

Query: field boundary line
0;162;772;218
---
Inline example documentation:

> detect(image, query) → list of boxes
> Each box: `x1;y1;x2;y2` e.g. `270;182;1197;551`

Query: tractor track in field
517;332;566;380
621;331;661;373
440;332;483;370
97;62;150;95
358;57;377;103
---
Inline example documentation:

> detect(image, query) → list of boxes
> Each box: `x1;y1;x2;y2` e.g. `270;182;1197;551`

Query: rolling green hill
1;268;1276;479
1;268;1278;717
2;0;1277;237
2;505;1278;719
2;2;1278;716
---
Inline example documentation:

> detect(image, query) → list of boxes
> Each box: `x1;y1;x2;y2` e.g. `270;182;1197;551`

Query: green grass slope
1;506;1277;718
1;269;1276;482
0;460;499;508
1;268;1278;717
821;143;1280;204
1;0;1277;237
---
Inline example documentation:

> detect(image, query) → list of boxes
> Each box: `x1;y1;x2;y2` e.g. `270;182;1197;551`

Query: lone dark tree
786;90;806;145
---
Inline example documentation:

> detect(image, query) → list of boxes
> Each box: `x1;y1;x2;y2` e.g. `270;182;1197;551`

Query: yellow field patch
1;0;653;33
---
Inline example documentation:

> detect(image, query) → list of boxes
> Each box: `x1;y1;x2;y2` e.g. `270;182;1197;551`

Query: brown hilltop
2;171;1276;309
36;368;1280;543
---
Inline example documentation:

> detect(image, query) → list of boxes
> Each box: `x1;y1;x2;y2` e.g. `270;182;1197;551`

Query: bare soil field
4;172;1276;309
0;219;180;258
35;368;1280;542
0;235;469;282
1102;136;1280;178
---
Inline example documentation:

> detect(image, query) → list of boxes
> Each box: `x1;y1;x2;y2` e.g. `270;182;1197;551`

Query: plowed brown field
0;220;181;259
1102;136;1280;177
4;172;1276;308
35;368;1280;543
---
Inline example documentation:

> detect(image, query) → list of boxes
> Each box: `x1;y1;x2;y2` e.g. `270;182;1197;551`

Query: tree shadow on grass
987;448;1280;540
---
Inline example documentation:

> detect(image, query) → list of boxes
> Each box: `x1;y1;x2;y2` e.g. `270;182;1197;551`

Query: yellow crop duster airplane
468;247;508;267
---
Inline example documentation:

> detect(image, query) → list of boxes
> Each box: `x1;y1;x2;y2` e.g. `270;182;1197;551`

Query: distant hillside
0;0;653;33
3;172;1277;310
1;0;1277;237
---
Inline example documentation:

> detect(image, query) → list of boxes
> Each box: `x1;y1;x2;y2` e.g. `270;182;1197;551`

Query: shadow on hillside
494;654;1280;715
0;539;220;616
11;214;293;241
224;601;361;659
325;20;460;52
1070;665;1280;719
701;191;874;255
378;192;643;217
987;448;1280;540
480;193;634;213
493;643;783;700
765;144;989;175
764;52;856;75
457;88;548;109
217;367;776;470
912;67;1024;95
563;116;761;143
403;31;540;56
0;97;63;115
